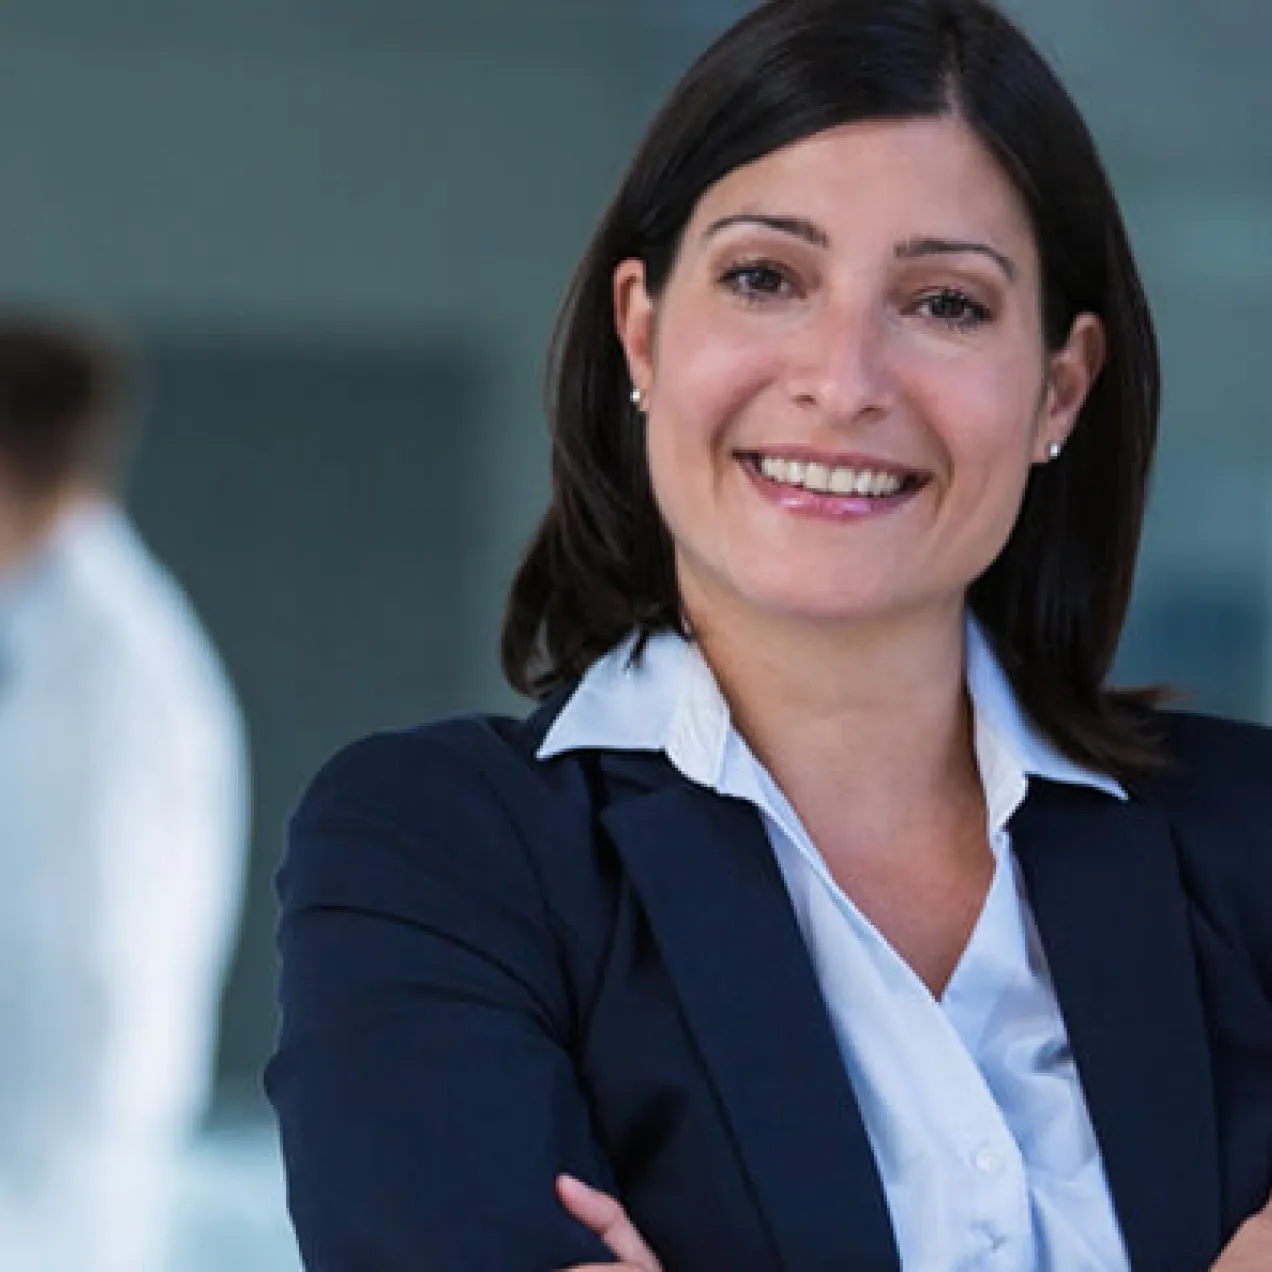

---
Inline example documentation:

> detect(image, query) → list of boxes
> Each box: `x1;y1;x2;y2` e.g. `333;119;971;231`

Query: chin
737;579;902;628
679;550;923;632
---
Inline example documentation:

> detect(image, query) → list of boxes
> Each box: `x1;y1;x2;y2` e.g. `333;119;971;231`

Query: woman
266;1;1272;1268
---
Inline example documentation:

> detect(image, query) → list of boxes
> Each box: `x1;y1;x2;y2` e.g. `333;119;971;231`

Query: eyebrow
701;213;829;249
896;235;1017;282
700;214;1017;282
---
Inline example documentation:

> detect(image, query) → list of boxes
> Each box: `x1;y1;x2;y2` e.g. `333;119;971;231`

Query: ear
1035;312;1106;463
613;258;657;402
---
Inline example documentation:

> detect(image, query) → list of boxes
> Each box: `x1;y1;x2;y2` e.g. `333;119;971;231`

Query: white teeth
757;456;907;498
803;462;830;492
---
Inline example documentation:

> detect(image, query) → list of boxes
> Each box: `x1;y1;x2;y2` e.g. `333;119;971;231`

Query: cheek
644;339;775;547
910;358;1042;544
915;348;1042;475
646;383;768;530
652;306;778;457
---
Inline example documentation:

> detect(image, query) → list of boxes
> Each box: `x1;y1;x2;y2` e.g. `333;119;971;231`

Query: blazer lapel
599;759;899;1271
1011;779;1221;1271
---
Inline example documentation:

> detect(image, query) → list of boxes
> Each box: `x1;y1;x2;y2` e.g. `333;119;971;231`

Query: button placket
961;1139;1030;1272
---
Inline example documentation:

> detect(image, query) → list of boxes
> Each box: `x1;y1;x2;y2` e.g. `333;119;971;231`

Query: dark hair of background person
502;0;1166;783
0;316;136;500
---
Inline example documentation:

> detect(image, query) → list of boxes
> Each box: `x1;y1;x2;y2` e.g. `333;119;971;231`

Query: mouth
738;450;930;502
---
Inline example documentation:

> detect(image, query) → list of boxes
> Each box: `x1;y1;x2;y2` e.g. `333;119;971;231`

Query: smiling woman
267;2;1272;1270
612;116;1103;676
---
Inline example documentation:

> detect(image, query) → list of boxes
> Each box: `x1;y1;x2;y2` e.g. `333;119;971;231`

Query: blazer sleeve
265;726;615;1271
1157;712;1272;998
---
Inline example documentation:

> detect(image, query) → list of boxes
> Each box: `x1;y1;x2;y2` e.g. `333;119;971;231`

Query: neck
0;483;103;578
687;590;980;838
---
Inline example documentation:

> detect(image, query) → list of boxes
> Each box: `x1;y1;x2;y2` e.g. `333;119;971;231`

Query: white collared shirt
0;504;249;1271
540;621;1131;1271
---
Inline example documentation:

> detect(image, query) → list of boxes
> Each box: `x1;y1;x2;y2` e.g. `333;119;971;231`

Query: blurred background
0;0;1265;1266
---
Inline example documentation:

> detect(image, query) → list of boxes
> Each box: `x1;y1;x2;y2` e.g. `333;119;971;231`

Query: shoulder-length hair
502;0;1165;781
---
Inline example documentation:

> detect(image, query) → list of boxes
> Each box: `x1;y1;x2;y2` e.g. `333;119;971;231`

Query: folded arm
267;729;616;1270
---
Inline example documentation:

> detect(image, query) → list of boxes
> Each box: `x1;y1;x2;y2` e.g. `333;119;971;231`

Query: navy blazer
266;696;1272;1271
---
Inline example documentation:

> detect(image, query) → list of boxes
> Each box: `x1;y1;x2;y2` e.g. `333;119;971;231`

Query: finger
556;1175;656;1266
1211;1191;1272;1269
556;1175;661;1270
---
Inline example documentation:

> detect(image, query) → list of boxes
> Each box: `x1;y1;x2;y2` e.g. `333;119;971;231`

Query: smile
742;452;928;500
760;455;904;497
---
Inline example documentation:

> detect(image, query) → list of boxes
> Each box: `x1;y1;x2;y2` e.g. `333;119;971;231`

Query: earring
631;387;645;411
1047;441;1062;461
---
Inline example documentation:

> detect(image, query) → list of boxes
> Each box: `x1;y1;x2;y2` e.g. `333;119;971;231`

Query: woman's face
614;117;1104;637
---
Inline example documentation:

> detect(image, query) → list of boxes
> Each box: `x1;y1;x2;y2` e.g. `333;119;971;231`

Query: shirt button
973;1146;1005;1175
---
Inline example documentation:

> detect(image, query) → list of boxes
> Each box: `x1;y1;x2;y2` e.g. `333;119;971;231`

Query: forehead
688;117;1037;264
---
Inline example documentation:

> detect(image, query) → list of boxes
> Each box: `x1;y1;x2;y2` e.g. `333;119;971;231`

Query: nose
784;294;895;426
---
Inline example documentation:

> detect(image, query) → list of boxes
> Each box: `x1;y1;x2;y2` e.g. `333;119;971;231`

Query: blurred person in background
0;316;249;1271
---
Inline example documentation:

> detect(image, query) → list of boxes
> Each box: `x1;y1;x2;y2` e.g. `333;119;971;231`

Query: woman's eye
721;262;793;300
916;288;992;330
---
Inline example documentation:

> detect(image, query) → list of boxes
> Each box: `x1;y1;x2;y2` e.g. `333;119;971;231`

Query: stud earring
631;387;645;411
1047;441;1062;461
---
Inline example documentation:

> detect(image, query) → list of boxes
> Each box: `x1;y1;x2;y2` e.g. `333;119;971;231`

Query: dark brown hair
502;0;1165;781
0;315;133;498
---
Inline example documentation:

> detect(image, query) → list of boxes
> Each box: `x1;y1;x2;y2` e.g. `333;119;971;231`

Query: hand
555;1174;663;1272
1211;1191;1272;1270
556;1180;1272;1272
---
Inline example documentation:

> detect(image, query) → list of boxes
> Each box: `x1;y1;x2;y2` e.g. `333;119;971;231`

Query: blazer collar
539;622;1126;819
1010;778;1220;1270
595;752;1219;1270
599;764;901;1269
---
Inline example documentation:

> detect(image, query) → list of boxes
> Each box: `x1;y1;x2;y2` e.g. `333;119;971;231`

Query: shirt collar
538;617;1126;826
537;629;732;784
963;618;1126;826
0;502;125;669
0;500;120;600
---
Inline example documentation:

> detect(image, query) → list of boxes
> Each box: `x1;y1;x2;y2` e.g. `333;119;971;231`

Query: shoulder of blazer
1136;708;1272;985
290;678;694;872
1139;707;1272;820
290;689;700;945
293;685;581;828
283;690;644;1023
